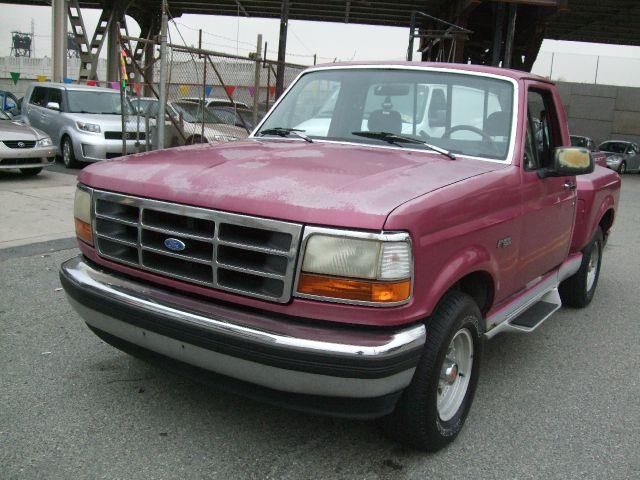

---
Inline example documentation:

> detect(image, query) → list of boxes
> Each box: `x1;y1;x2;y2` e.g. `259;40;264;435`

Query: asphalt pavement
1;174;639;480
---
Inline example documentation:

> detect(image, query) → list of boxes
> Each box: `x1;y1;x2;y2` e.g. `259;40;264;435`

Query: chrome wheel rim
437;328;474;422
620;163;626;174
63;141;71;165
586;243;600;292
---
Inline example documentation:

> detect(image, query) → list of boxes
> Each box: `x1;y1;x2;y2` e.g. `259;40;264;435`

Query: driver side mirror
46;101;60;111
539;147;594;178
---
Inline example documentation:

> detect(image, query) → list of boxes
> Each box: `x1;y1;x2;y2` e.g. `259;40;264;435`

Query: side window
30;87;47;107
525;89;560;170
47;89;63;109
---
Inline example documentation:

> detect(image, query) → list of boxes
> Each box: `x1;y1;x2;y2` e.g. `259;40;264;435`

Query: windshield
67;90;134;114
131;98;159;116
599;142;627;154
256;68;515;160
171;102;224;124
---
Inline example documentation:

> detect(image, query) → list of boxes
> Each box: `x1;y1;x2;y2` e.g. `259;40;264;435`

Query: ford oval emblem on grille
164;238;186;251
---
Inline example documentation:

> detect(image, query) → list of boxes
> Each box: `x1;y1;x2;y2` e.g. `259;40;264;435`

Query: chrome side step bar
485;254;582;339
486;289;562;338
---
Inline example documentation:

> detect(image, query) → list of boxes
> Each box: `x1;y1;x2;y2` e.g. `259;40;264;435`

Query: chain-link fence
118;36;305;152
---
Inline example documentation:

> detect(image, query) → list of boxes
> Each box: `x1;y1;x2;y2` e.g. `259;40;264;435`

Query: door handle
564;181;577;190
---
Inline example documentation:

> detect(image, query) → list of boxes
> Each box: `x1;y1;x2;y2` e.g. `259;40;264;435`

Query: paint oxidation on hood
79;139;505;230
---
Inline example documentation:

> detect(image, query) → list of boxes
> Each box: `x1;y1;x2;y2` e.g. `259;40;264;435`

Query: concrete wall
556;81;640;145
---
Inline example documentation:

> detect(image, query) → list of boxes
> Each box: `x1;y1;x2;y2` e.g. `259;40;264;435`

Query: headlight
296;228;412;305
606;155;622;164
36;137;52;147
76;121;101;134
74;186;93;245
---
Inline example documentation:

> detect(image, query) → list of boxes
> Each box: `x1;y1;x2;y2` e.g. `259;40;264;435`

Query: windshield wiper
351;131;456;160
259;127;313;143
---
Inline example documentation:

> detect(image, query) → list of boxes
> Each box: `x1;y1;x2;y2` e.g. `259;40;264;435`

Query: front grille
3;140;36;149
0;158;43;166
104;131;146;140
91;190;302;303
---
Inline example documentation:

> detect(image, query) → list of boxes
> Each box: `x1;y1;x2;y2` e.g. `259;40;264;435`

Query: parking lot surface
1;173;639;480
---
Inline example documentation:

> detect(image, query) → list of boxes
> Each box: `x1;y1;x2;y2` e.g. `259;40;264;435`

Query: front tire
618;162;626;174
62;136;79;168
559;227;603;308
19;167;43;176
381;291;483;451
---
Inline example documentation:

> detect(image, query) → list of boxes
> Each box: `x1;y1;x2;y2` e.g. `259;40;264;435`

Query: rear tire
381;291;483;451
19;167;43;176
559;227;603;308
62;136;79;168
187;135;207;145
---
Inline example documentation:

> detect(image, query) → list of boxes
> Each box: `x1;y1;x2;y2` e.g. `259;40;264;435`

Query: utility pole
51;0;67;82
156;0;168;149
275;0;290;98
503;4;518;69
253;34;262;127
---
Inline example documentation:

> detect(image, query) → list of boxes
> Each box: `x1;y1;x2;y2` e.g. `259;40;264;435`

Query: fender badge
497;236;512;249
164;238;186;252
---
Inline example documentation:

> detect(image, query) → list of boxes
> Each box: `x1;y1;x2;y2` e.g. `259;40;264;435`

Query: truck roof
311;61;552;83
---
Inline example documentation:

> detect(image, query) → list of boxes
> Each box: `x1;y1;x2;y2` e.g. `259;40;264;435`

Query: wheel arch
426;246;497;327
598;208;615;240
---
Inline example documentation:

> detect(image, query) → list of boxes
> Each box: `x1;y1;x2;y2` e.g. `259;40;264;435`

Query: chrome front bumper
60;255;425;408
0;145;57;169
72;131;141;162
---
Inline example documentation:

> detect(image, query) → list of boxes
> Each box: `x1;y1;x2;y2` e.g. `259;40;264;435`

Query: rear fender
592;196;616;238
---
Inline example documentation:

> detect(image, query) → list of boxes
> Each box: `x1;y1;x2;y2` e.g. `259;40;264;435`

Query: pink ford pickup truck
61;63;620;451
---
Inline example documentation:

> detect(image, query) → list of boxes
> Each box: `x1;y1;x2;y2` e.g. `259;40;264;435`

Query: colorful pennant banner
37;75;46;83
205;85;213;97
224;86;236;97
9;72;20;85
179;85;189;96
63;77;73;84
247;86;255;97
268;86;276;97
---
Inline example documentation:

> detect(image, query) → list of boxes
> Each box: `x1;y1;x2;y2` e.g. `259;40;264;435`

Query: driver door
517;83;577;283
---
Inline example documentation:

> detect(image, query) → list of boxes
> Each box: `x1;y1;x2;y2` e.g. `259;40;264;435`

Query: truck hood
79;139;505;230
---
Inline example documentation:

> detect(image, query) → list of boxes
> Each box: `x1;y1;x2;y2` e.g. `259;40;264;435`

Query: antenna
31;18;35;56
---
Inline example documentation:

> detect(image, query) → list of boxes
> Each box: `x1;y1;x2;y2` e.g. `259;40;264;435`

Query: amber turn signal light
75;218;93;245
297;272;411;303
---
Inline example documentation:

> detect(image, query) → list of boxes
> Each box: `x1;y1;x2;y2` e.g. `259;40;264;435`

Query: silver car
599;140;640;174
132;97;247;146
22;82;144;168
0;109;57;176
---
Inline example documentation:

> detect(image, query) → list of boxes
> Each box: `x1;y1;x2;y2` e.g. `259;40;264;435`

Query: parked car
61;63;620;452
182;97;250;110
22;82;144;168
598;140;640;173
0;109;57;175
0;90;21;119
131;97;247;145
570;135;606;167
208;106;254;131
